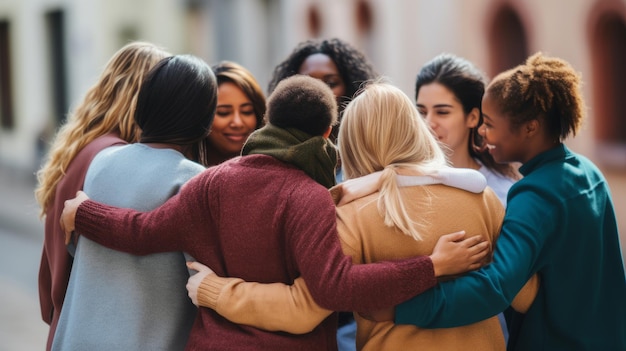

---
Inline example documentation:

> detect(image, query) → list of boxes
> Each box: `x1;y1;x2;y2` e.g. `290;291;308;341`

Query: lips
224;134;249;143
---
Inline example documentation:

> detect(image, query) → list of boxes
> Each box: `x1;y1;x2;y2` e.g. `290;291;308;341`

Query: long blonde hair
35;42;170;216
339;82;447;240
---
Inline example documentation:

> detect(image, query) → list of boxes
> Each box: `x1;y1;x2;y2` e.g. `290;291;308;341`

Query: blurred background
0;0;624;349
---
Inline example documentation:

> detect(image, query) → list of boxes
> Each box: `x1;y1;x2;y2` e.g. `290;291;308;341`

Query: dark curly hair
487;52;585;142
268;38;378;140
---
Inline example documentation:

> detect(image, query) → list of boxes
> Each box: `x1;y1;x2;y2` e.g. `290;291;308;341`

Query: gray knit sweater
52;143;204;351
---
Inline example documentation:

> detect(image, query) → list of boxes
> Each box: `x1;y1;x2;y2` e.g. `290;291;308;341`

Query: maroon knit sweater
74;155;437;351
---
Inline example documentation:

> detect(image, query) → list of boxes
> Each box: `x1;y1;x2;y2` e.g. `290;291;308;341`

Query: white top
477;163;516;208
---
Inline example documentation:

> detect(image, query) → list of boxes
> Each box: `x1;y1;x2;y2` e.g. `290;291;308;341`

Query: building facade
1;0;625;252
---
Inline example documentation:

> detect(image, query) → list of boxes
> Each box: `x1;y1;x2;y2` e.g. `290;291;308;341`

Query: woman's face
208;81;258;157
298;53;347;101
479;92;527;163
416;83;478;155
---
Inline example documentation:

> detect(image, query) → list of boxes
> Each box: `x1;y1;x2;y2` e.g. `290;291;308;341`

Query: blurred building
0;0;625;247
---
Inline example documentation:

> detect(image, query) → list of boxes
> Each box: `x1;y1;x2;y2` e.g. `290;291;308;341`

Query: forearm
75;176;208;255
198;275;332;334
305;252;437;312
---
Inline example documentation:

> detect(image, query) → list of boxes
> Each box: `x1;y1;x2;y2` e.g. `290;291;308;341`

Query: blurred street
0;166;48;351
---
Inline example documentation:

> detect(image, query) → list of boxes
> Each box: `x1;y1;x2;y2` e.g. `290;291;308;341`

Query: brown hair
486;52;585;141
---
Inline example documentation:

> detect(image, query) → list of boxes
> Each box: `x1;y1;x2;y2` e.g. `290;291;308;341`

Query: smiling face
416;83;478;156
207;81;258;158
298;53;347;101
479;91;527;163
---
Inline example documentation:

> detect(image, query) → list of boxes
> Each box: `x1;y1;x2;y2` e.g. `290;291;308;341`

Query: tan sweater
197;175;538;349
337;184;506;351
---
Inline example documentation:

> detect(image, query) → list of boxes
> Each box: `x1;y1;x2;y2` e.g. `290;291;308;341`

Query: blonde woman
182;82;537;350
35;41;170;350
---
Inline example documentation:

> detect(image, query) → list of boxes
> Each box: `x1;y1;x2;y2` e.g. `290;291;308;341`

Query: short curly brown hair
486;52;586;141
266;75;337;136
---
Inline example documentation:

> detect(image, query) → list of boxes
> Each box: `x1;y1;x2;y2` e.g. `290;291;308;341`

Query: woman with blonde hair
35;41;170;350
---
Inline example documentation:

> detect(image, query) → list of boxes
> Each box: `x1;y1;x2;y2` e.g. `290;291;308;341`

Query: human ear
525;119;539;137
466;108;480;128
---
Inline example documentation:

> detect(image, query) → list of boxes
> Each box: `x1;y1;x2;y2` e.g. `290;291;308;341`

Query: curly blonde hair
339;81;447;240
35;42;170;216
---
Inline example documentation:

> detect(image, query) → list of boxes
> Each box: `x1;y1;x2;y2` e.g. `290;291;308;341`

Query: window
0;20;13;129
487;4;529;78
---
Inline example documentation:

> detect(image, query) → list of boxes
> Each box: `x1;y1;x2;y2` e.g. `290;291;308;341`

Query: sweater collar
519;144;569;176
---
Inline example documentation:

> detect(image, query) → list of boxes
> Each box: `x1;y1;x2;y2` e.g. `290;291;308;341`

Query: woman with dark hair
52;55;217;351
200;61;266;166
268;38;379;348
395;52;626;350
415;53;521;340
415;53;519;206
268;37;378;144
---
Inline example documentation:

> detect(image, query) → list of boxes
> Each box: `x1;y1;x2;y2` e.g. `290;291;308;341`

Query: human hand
186;261;216;307
60;191;90;245
358;307;395;322
430;231;489;277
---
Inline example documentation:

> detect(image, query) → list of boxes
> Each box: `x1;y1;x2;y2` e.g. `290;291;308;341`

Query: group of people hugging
36;38;625;351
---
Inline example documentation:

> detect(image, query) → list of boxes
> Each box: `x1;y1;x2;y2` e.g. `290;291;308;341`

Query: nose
424;112;436;129
230;111;244;127
478;123;486;136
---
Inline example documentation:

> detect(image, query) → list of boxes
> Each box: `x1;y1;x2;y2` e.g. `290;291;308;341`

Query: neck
142;142;186;154
449;149;480;170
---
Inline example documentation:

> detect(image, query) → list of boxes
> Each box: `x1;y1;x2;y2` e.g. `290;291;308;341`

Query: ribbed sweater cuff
75;200;115;238
198;275;232;310
404;256;437;295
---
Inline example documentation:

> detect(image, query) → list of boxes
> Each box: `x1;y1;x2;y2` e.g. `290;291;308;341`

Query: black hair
136;55;217;148
266;75;337;136
268;38;378;107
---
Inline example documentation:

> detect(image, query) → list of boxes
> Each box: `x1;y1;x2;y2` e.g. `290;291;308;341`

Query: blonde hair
339;82;447;240
35;41;170;216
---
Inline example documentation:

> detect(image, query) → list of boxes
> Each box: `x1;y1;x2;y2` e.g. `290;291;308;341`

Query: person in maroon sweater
60;75;488;351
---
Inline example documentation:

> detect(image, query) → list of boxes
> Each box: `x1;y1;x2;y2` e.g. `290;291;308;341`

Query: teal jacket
395;145;626;350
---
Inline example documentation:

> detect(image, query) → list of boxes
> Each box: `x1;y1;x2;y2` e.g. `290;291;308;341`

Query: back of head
486;52;585;141
135;55;217;146
212;61;266;128
266;75;337;136
339;81;447;180
35;41;170;213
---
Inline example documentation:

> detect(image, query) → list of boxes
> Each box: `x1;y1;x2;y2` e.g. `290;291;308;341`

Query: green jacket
395;144;626;350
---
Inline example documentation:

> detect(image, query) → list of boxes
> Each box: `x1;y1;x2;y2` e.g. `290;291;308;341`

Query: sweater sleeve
288;187;437;312
74;171;212;255
395;186;552;327
197;275;332;334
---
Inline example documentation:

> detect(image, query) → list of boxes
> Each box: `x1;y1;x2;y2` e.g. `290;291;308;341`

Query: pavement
0;166;49;351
